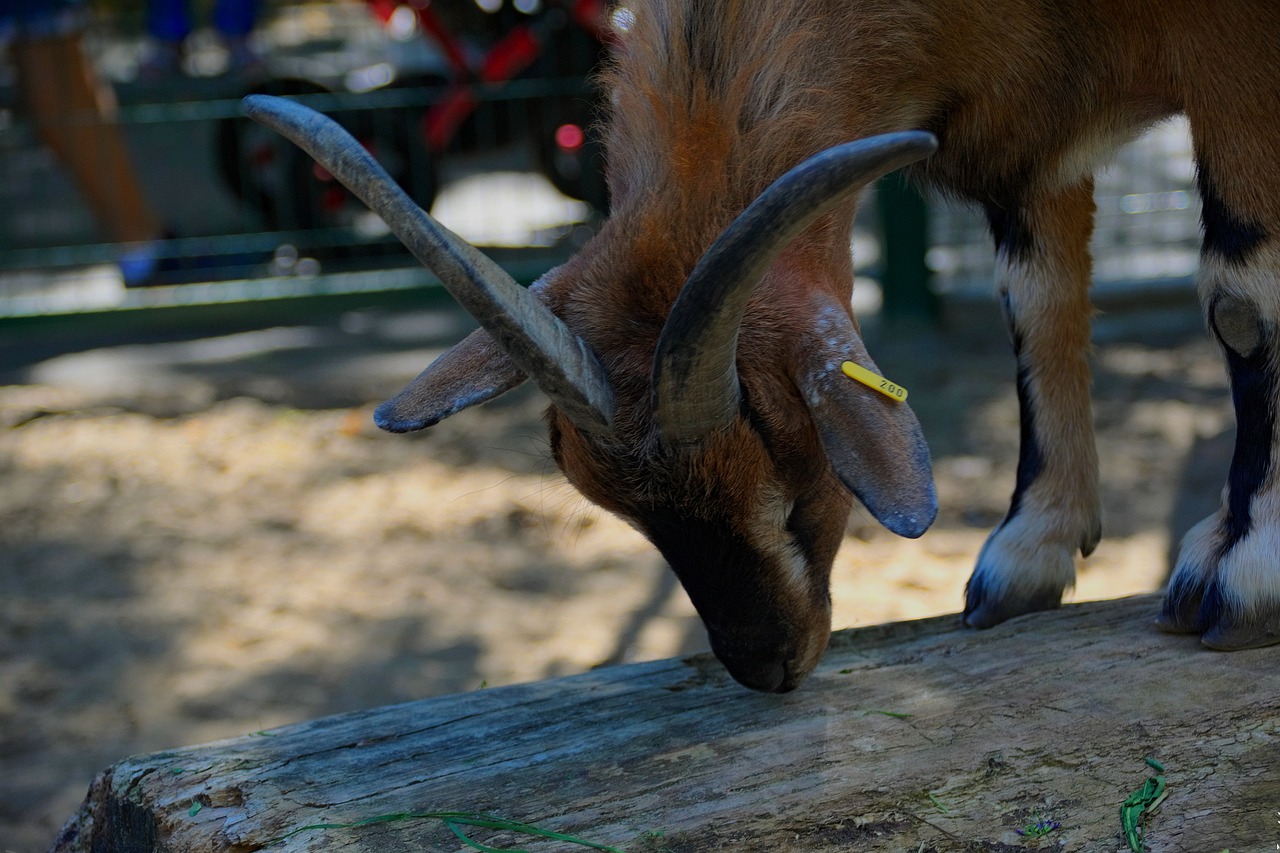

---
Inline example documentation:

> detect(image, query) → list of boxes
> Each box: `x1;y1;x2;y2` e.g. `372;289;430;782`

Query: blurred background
0;2;1232;851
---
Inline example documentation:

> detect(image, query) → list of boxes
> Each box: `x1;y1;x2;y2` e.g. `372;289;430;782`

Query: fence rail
2;2;1204;318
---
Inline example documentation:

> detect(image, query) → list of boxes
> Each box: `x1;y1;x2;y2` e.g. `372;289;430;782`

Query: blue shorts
0;0;87;41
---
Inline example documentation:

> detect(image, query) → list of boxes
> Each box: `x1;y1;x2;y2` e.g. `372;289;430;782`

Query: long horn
243;94;614;434
651;131;937;443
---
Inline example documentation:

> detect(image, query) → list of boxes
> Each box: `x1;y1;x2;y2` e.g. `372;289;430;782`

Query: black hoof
963;573;1063;629
1156;572;1209;634
1202;610;1280;650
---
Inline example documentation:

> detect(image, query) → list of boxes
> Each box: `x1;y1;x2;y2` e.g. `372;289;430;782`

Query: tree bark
51;595;1280;852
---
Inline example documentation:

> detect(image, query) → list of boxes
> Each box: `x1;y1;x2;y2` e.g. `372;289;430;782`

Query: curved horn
651;131;937;443
243;95;614;434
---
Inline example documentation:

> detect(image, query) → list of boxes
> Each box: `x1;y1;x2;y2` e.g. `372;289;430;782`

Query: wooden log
52;595;1280;853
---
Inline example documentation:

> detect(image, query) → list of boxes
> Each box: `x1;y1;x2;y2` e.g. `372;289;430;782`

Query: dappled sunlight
0;386;703;845
0;311;1246;849
432;171;592;249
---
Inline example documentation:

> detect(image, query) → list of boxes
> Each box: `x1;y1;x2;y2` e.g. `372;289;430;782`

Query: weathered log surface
53;595;1279;853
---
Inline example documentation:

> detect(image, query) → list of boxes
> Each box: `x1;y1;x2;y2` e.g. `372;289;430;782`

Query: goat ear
374;328;527;433
796;304;937;538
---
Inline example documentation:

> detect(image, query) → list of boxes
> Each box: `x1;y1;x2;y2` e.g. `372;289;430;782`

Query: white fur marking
974;509;1078;602
1216;489;1280;610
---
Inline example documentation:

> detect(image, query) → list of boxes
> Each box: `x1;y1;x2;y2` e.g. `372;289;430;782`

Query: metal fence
926;118;1200;298
1;1;1204;318
0;0;606;315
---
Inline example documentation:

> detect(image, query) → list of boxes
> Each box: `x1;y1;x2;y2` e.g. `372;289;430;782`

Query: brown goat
248;0;1280;692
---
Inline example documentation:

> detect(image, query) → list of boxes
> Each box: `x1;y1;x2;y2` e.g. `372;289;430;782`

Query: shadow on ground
0;291;1237;852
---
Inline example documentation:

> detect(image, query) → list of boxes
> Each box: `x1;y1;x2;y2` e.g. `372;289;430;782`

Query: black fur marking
645;506;771;613
1197;574;1231;631
784;503;822;573
962;570;989;620
643;489;829;616
1007;360;1045;523
1213;304;1277;551
1160;564;1209;632
785;489;847;588
999;290;1044;526
641;504;819;692
1197;167;1268;264
984;202;1035;262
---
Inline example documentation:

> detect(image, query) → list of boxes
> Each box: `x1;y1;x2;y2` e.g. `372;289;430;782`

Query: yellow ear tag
841;361;908;402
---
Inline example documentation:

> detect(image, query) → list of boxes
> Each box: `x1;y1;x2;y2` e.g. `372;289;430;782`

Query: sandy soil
0;298;1237;851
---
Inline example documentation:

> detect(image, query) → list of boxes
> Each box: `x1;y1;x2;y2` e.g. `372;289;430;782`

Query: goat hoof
1198;614;1280;648
1154;585;1206;635
1165;513;1280;648
962;515;1076;629
1201;608;1280;650
1154;611;1201;635
1160;514;1220;634
962;583;1062;629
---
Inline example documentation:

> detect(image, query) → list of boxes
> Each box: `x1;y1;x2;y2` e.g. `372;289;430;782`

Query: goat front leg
964;182;1101;628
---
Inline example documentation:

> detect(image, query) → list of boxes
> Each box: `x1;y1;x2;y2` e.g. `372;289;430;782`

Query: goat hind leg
1157;14;1280;648
964;182;1101;629
1160;248;1280;649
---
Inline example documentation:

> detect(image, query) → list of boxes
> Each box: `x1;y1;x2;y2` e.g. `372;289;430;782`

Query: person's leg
212;0;257;38
11;32;163;246
146;0;193;43
213;0;260;72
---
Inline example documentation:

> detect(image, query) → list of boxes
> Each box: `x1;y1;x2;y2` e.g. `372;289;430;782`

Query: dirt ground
0;294;1238;852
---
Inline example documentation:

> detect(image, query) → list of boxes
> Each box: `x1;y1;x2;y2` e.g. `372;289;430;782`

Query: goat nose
727;658;790;693
715;651;797;693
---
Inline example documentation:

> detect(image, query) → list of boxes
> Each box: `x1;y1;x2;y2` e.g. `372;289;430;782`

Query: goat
247;0;1280;692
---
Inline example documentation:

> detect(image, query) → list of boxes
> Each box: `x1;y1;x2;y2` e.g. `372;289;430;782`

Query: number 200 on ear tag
841;361;908;402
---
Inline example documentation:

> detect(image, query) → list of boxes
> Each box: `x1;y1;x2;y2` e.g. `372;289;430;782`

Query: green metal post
875;174;938;323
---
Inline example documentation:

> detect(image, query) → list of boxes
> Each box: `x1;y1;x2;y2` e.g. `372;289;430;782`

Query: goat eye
786;498;816;539
547;418;564;463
